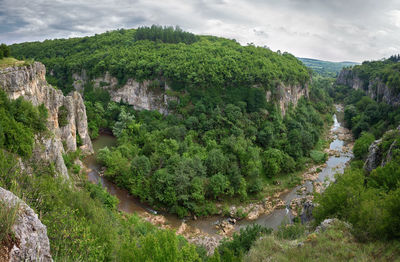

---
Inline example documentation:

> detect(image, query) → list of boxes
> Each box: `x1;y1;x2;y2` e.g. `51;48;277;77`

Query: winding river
83;105;353;238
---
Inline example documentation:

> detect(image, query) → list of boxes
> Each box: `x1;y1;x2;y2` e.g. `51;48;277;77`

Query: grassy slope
245;221;400;262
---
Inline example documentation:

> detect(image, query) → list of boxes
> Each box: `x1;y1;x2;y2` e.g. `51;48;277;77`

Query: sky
1;0;400;62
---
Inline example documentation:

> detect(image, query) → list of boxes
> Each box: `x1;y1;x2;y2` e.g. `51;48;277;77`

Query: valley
0;24;399;261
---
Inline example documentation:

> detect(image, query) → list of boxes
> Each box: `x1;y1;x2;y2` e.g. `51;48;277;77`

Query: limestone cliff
74;71;307;115
0;187;52;262
0;62;93;178
266;83;309;115
337;68;400;106
364;126;400;173
73;71;176;114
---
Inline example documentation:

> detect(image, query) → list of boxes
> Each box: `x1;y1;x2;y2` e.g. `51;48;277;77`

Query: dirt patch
0;235;19;262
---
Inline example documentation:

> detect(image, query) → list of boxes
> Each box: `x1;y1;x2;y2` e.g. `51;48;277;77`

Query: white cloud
1;0;400;62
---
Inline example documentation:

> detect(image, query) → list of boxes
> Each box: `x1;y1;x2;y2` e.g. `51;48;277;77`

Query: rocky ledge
0;187;52;262
0;62;93;178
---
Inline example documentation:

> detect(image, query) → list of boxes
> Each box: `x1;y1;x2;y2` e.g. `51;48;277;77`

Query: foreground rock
0;187;52;262
0;62;93;178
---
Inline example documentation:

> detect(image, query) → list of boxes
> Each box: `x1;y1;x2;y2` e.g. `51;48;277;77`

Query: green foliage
11;28;310;95
0;43;11;59
0;200;19;244
245;220;400;262
215;225;272;261
276;223;306;240
351;55;400;93
135;25;199;44
310;150;327;164
298;57;358;77
57;105;69;127
0;90;47;157
95;93;330;217
314;155;400;240
0;149;203;261
334;85;400;139
353;132;375;159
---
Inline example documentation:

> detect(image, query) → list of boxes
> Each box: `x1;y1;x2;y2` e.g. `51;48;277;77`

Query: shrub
310;150;327;164
0;201;19;244
276;223;305;240
57;105;69;127
353;132;375;159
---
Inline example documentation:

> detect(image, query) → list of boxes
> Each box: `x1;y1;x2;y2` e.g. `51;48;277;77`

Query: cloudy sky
1;0;400;62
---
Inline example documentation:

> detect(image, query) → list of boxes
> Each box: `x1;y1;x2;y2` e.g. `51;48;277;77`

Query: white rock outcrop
0;62;93;178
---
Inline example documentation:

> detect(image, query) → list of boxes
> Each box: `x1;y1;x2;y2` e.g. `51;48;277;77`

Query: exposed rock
0;62;93;178
314;218;351;234
0;187;52;262
73;71;176;114
278;84;308;115
74;71;308;116
364;139;382;174
300;200;314;224
337;68;400;106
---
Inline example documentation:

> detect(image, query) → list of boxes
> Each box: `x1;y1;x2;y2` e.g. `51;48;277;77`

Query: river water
83;105;353;237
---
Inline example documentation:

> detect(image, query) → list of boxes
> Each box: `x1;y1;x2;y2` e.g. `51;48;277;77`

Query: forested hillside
350;55;400;91
11;26;309;95
298;58;358;77
9;27;335;218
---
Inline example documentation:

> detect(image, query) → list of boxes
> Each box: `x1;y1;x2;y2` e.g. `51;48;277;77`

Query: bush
310;150;327;164
57;105;69;127
353;132;375;159
276;223;305;240
0;201;19;244
216;224;272;260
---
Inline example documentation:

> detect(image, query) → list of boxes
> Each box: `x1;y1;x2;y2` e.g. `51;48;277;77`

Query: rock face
337;68;400;106
300;200;314;224
73;71;176;114
364;126;400;173
273;83;309;115
0;187;52;262
364;138;382;174
0;62;93;178
73;71;308;115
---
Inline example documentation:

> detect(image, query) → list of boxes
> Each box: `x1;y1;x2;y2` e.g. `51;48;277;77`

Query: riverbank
82;105;353;254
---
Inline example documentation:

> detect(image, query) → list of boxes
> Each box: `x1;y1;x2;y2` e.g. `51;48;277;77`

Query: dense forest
8;27;335;217
10;27;310;95
298;58;358;77
348;55;400;93
313;83;400;241
0;88;211;261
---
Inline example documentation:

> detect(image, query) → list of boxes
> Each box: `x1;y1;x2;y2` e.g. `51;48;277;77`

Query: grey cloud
1;0;400;62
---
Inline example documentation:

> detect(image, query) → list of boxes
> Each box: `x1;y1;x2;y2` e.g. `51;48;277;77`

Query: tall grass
0;201;19;244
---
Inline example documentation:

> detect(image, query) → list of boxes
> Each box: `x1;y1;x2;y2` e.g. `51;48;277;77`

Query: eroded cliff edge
0;62;93;178
73;70;308;115
336;68;400;106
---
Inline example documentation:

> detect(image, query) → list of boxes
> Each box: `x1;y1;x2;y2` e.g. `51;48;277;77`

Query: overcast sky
1;0;400;62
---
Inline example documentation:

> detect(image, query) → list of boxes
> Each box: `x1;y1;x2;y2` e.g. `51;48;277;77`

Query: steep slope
0;62;93;177
336;56;400;106
11;27;310;115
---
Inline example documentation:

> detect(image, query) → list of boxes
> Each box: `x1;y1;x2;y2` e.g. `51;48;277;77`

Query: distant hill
298;57;359;77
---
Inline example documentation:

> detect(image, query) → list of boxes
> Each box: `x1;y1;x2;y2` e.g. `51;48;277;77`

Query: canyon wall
74;71;308;115
0;62;93;178
337;68;400;106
